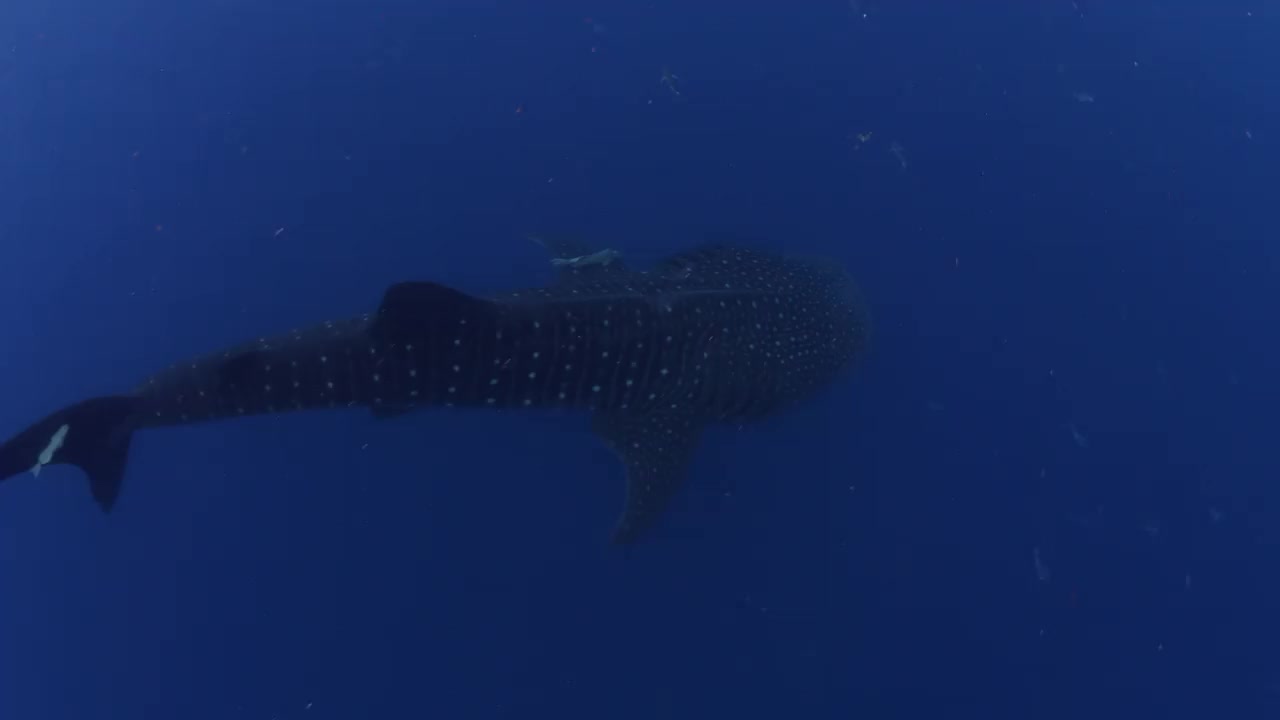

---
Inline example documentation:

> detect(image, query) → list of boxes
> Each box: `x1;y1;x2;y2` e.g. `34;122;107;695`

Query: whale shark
0;239;870;541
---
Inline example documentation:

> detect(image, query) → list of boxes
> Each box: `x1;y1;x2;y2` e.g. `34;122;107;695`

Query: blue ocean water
1;1;1277;717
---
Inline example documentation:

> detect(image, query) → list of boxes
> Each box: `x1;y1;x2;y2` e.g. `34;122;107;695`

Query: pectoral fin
592;410;703;543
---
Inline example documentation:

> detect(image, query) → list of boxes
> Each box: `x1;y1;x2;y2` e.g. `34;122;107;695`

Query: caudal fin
0;396;141;510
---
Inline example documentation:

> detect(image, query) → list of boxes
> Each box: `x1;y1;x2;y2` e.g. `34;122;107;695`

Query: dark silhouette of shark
0;239;869;541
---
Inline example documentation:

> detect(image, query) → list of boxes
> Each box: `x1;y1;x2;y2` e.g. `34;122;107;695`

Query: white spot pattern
130;247;868;458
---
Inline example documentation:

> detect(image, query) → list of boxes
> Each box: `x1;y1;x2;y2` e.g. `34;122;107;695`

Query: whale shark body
0;240;869;541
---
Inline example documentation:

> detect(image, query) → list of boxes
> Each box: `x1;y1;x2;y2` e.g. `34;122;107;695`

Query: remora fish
0;239;869;541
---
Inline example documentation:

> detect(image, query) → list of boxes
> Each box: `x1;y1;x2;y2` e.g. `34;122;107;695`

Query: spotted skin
0;244;869;542
141;246;865;422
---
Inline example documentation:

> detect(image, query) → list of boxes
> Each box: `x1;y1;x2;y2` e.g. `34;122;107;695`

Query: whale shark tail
0;396;142;510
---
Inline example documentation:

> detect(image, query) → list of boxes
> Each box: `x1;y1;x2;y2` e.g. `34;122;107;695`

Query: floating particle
660;66;681;96
1142;519;1160;539
1067;423;1089;449
888;141;907;171
1033;546;1051;582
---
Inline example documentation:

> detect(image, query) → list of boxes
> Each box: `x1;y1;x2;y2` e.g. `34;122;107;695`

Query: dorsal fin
592;409;704;543
218;350;266;389
369;281;492;344
528;234;629;283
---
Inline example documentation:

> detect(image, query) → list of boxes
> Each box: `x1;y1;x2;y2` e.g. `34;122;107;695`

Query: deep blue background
1;1;1277;717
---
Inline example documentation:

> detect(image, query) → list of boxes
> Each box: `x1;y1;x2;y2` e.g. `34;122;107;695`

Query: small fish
1072;91;1095;104
30;423;70;477
548;249;621;268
